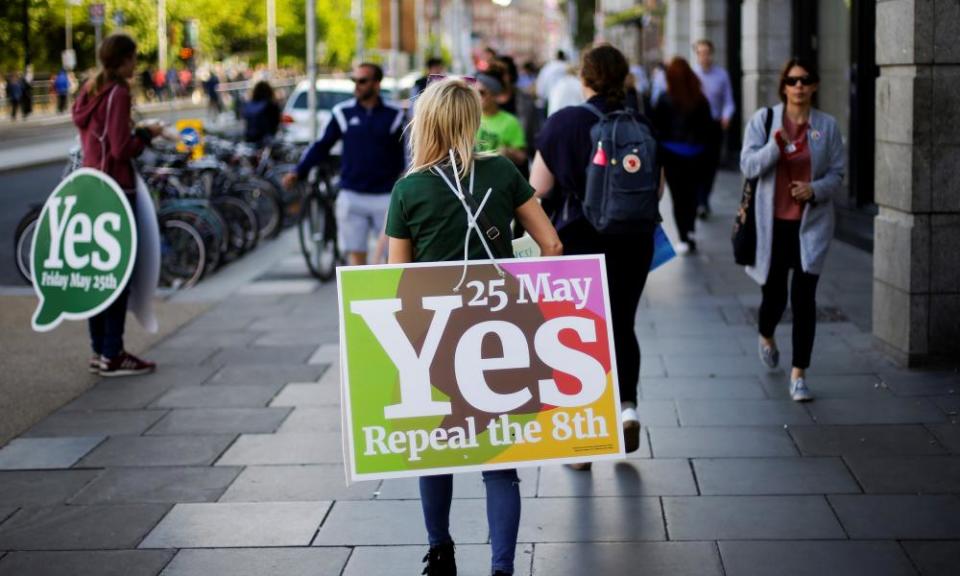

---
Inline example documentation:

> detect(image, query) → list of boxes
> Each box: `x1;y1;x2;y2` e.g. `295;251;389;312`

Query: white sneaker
676;242;691;255
789;378;813;402
758;338;780;369
622;407;641;453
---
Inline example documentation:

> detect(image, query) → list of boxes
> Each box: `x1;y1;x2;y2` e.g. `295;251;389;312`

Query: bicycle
298;162;342;282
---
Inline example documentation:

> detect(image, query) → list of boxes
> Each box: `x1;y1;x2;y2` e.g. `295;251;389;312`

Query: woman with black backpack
530;44;662;464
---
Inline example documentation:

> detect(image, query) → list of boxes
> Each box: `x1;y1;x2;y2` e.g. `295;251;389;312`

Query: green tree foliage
1;0;380;75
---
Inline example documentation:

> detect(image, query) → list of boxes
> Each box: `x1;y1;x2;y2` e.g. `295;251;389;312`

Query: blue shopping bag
650;224;676;271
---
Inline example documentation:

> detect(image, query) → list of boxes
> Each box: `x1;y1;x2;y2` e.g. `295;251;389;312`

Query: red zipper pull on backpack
592;141;607;166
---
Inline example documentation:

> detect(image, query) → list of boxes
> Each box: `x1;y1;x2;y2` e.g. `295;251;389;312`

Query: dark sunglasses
784;75;816;87
351;77;373;85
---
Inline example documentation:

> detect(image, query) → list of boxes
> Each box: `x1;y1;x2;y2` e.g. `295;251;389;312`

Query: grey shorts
335;190;391;254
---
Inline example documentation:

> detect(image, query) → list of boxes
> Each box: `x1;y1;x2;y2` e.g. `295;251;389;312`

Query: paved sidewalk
0;172;957;576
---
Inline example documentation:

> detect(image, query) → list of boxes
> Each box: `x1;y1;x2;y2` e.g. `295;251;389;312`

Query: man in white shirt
536;50;569;104
547;65;585;116
692;39;735;219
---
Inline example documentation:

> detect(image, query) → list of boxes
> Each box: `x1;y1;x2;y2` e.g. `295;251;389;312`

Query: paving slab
0;508;15;526
676;399;813;426
789;425;947;456
275;407;342;433
638;337;746;357
158;331;261;349
843;456;960;494
662;355;767;377
0;504;170;550
206;346;317;367
663;496;845;540
901;541;960;576
59;367;220;411
150;384;285;409
23;410;166;437
932;396;960;417
270;382;341;407
531;542;723;576
377;468;539;499
140;501;330;548
518;496;665;542
178;315;255;332
251;331;332;347
313;499;488;545
143;346;218;366
0;437;104;470
0;470;100;506
640;377;767;400
649;427;798;458
635;401;680;426
145;408;291;435
206;364;327;387
345;544;533;576
828;495;960;539
160;548;350;576
69;466;243;504
718;541;918;576
536;459;698;497
215;433;343;465
218;465;378;502
76;435;236;468
308;344;340;365
878;371;960;397
694;457;860;495
928;424;960;453
808;398;947;425
0;550;176;576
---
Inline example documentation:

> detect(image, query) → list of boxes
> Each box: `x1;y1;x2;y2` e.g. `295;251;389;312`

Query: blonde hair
406;78;485;179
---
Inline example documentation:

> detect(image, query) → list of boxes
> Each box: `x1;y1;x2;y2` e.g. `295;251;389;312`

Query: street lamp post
306;0;318;140
267;0;278;72
352;0;365;64
158;0;168;72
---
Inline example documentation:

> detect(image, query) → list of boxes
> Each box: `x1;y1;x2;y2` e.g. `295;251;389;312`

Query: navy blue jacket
295;97;406;194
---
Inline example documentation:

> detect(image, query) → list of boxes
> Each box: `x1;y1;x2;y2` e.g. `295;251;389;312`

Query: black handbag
732;107;773;266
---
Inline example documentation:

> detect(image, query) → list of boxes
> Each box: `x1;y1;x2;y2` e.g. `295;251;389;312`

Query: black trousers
89;193;135;359
758;219;820;369
662;151;708;243
558;219;655;405
697;121;723;210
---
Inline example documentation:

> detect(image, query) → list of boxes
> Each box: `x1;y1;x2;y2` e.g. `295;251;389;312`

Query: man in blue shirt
283;63;406;266
692;39;735;219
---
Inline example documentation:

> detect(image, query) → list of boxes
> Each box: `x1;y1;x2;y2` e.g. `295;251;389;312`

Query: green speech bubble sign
31;168;137;332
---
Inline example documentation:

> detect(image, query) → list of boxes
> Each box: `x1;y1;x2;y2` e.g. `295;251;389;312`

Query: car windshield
291;89;396;110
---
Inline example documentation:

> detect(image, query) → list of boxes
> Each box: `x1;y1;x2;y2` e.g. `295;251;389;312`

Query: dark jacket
652;95;714;154
73;81;146;190
242;99;280;144
295;97;406;194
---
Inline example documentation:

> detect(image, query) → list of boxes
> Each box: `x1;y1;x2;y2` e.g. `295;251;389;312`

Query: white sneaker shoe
622;407;641;453
789;378;813;402
675;242;691;255
758;338;780;369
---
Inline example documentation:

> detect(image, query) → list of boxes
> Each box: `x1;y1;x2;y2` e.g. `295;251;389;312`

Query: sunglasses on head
784;75;815;87
426;73;477;87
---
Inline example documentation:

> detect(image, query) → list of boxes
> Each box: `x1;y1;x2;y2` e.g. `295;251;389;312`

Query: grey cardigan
740;104;846;284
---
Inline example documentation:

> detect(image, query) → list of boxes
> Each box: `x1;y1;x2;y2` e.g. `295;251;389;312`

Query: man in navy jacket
284;63;406;265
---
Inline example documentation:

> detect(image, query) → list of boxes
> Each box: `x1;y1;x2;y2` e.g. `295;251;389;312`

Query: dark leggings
558;219;655;405
662;151;709;242
758;219;820;369
88;192;135;359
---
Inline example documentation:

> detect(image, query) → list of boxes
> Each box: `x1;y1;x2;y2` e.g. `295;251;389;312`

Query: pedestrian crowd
56;31;844;576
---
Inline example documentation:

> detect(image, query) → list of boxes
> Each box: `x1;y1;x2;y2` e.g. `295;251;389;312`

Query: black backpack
579;103;660;233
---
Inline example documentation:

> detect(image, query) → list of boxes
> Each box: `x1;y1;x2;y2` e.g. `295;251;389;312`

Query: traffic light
178;47;194;61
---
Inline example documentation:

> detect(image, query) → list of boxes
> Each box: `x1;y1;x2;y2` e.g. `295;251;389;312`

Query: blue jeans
88;286;129;359
420;469;521;575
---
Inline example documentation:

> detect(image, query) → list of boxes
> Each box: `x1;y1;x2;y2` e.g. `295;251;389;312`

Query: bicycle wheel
214;195;259;254
234;180;282;240
159;218;206;289
13;207;41;284
298;191;338;282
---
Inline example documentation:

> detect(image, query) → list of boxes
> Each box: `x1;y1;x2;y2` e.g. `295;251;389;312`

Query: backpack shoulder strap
762;106;773;142
97;85;120;172
580;102;605;120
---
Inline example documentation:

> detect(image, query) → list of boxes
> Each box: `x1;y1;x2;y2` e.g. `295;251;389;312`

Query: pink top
774;115;811;221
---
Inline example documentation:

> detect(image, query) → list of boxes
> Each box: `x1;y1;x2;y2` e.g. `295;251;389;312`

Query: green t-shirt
477;110;526;153
386;155;534;263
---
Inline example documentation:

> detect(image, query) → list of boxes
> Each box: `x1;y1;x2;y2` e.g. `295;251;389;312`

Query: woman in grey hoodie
740;57;846;402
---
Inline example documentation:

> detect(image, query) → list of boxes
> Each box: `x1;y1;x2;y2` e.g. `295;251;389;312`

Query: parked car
281;76;415;148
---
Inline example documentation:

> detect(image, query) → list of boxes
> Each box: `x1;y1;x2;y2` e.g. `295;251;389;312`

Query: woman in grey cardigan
740;57;845;402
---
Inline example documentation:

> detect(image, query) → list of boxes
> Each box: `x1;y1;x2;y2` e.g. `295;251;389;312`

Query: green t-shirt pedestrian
475;72;528;167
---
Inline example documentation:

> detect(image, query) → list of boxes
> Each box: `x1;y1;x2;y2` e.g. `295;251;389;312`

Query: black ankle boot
421;541;456;576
